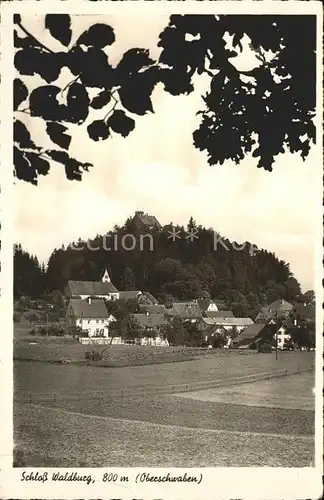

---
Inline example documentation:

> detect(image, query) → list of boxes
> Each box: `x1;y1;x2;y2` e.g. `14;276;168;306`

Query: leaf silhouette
87;120;110;141
14;78;28;110
118;70;156;115
30;85;67;122
46;122;71;150
24;151;50;176
66;82;90;124
15;48;64;83
14;120;38;150
77;23;115;48
46;149;93;181
107;110;135;137
14;147;38;185
90;89;111;109
67;46;114;88
116;48;154;81
45;14;72;47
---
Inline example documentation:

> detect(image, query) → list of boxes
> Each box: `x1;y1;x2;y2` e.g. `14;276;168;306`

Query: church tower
101;268;111;283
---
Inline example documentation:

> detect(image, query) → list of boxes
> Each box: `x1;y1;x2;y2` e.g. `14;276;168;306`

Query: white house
276;325;292;350
66;297;116;338
200;316;254;333
65;268;119;301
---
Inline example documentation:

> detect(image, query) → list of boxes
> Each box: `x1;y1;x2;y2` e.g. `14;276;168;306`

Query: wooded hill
14;215;304;318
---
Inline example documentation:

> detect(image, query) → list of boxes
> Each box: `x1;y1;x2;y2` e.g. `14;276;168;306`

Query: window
96;319;99;323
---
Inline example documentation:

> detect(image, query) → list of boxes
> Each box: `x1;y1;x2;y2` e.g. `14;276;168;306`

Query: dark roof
68;298;109;319
139;304;167;314
232;323;266;344
232;322;277;347
132;313;167;328
66;280;118;296
118;291;142;301
208;317;253;327
292;304;315;320
141;291;159;305
268;299;293;311
165;302;202;319
205;310;234;318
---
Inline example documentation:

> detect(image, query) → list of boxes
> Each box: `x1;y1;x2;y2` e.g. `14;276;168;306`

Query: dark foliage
14;215;301;317
13;14;316;183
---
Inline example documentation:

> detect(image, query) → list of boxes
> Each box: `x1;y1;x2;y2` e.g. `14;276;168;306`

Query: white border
0;1;323;499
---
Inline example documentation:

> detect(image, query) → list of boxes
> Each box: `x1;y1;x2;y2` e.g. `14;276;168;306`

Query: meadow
14;350;315;467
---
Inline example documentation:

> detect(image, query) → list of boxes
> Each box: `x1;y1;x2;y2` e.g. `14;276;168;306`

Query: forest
14;215;305;318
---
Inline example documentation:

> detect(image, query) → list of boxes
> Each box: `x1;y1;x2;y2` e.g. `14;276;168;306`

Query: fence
15;365;314;405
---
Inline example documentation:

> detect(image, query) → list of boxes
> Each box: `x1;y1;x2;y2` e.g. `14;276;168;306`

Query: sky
13;14;319;291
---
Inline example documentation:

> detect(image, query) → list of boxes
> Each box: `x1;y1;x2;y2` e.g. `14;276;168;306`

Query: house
199;316;253;333
231;322;277;349
164;302;202;322
138;291;159;306
276;324;293;350
132;211;162;231
140;336;169;347
139;304;167;315
196;299;219;314
255;299;293;322
205;310;234;319
66;297;116;338
65;268;119;301
132;313;167;333
231;320;292;349
291;303;315;324
118;290;142;301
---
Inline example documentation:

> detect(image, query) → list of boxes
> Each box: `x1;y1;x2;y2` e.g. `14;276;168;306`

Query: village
19;265;315;355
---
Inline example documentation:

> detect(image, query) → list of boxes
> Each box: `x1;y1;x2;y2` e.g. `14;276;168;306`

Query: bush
29;328;37;336
85;350;102;361
258;341;272;353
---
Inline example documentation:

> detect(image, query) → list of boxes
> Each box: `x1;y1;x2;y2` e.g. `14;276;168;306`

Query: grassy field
14;352;315;467
14;350;314;396
178;371;315;410
14;336;261;367
14;388;315;467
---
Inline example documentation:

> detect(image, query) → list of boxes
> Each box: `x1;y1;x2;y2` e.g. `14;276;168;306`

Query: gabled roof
206;310;234;318
214;317;253;326
139;304;167;314
165;302;202;319
140;291;159;305
118;291;142;301
268;299;293;311
132;313;167;328
232;322;277;346
292;304;315;320
66;280;118;296
68;298;109;319
201;316;253;327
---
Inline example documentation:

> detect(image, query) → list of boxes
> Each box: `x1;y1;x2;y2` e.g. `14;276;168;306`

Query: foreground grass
14;338;260;367
15;351;314;397
14;403;314;467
